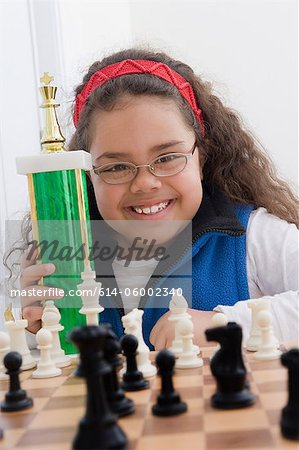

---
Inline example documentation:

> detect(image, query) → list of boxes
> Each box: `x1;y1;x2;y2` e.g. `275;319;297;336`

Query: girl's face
89;96;203;242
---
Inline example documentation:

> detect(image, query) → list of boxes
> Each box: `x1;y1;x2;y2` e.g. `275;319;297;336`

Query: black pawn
102;324;135;417
69;325;128;450
152;350;187;416
1;351;33;412
205;322;255;409
120;334;149;391
280;348;299;440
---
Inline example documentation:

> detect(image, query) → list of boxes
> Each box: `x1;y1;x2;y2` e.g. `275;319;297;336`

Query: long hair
69;47;298;226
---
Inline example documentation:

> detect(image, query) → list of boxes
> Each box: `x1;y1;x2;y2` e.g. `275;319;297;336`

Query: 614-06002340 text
10;287;183;299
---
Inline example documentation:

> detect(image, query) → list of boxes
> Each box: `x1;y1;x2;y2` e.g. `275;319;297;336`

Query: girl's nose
129;166;162;194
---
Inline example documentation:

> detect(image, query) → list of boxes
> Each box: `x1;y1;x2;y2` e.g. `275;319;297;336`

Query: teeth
132;201;170;215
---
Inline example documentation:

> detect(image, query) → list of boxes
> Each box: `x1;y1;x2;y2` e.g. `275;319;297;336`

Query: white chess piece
42;301;71;368
253;310;282;360
176;318;203;369
32;328;62;378
210;313;228;358
0;331;10;380
168;290;199;356
246;299;270;351
78;266;104;325
122;308;157;378
5;319;36;370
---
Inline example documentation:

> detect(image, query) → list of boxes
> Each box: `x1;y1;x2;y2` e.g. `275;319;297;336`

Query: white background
0;0;298;301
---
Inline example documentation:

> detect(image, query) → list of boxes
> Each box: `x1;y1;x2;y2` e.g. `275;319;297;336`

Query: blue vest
97;187;255;349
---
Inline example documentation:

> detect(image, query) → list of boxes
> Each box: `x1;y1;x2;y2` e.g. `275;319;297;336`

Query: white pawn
32;329;62;378
0;332;10;380
246;299;270;351
253;310;282;360
210;313;229;358
42;302;71;368
168;290;199;356
176;318;203;369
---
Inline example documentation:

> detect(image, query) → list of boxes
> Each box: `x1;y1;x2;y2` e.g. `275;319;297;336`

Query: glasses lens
97;163;135;184
152;154;187;176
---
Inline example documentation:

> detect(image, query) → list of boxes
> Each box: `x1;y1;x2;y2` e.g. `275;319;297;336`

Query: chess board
0;348;297;450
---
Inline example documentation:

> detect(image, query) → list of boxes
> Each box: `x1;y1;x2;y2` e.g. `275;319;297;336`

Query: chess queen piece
16;74;93;355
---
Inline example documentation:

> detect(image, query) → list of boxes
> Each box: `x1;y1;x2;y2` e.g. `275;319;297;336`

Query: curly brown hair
69;47;298;226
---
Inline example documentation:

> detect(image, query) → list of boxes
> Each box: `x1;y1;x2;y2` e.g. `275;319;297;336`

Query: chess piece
253;310;282;360
205;322;256;409
102;325;135;417
0;331;10;380
32;329;62;378
168;291;199;356
69;325;128;450
4;319;36;370
122;309;156;377
246;299;270;351
42;301;71;368
210;313;229;358
280;349;299;440
1;351;33;412
152;350;187;416
78;267;104;325
120;334;149;391
175;318;203;369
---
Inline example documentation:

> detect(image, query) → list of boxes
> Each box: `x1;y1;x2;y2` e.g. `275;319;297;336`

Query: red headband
74;59;205;136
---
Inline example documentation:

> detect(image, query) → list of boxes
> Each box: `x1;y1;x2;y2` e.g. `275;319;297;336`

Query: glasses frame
92;140;198;184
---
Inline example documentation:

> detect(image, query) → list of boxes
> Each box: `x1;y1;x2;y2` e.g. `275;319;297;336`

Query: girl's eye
103;164;130;172
155;154;179;164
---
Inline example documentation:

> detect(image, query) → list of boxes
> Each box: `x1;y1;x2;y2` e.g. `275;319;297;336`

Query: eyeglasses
92;141;198;184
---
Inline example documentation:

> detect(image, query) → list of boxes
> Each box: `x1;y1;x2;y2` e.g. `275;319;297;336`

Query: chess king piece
205;322;256;409
122;309;156;377
280;348;299;440
1;352;33;412
152;350;187;416
42;301;71;368
69;325;128;450
78;266;104;325
168;290;199;356
15;73;93;355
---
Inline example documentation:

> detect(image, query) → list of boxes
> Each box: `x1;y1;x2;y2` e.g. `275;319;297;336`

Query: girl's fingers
22;305;43;322
20;285;64;308
20;263;56;288
20;245;39;269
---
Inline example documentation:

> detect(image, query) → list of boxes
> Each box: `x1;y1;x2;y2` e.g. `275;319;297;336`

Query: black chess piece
0;351;33;412
152;350;187;416
280;348;299;440
205;322;256;409
69;325;128;450
102;324;135;417
120;334;149;391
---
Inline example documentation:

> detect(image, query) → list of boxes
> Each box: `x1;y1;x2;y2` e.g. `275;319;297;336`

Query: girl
19;48;298;350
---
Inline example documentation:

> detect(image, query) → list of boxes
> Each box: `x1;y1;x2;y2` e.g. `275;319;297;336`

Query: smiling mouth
129;200;173;215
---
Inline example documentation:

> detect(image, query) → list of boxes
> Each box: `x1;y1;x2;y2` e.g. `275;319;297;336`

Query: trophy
15;73;101;354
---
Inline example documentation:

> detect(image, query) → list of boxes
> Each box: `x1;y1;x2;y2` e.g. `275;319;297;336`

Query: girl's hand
149;309;216;350
20;247;64;334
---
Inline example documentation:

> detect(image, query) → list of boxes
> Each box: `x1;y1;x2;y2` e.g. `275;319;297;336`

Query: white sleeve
215;208;299;346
